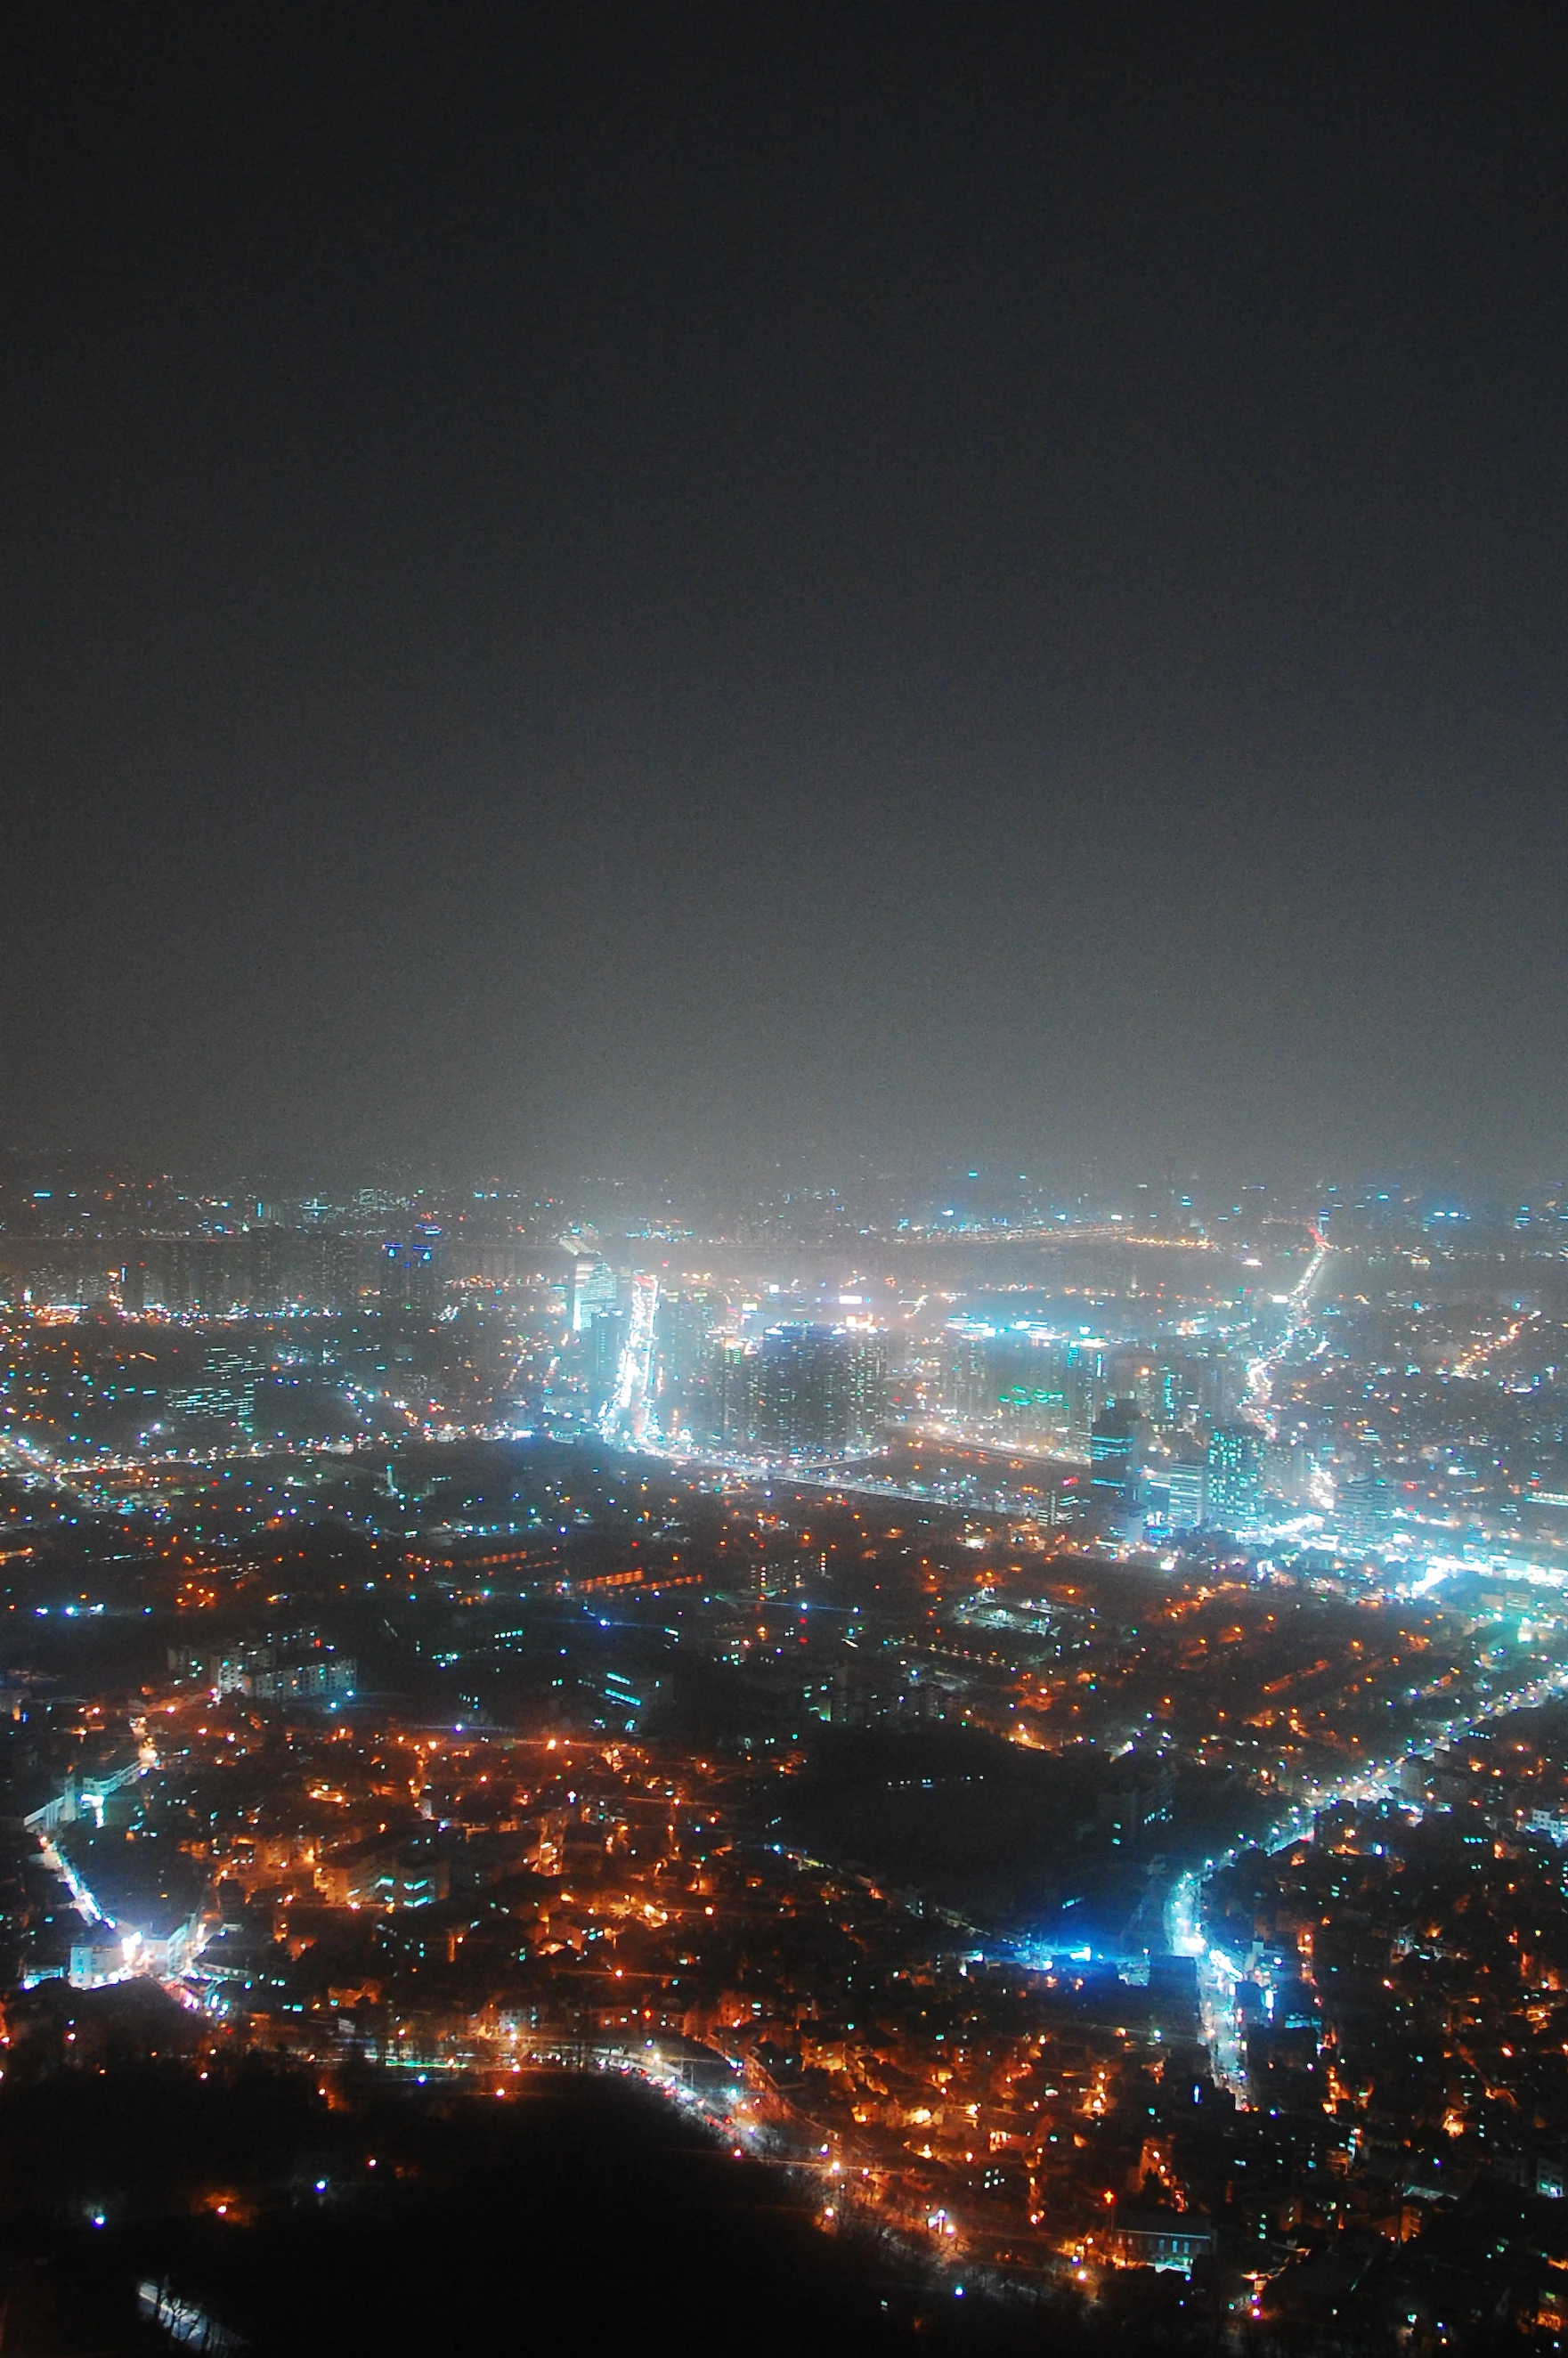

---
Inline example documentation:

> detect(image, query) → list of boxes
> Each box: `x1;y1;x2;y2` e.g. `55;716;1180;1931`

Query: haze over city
4;6;1568;1183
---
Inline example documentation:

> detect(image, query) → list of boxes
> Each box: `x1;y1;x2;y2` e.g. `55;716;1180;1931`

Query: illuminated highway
1167;1645;1568;2106
1450;1305;1541;1379
599;1272;660;1445
1242;1224;1330;1439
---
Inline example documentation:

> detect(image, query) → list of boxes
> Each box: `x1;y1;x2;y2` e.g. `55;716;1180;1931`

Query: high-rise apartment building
654;1291;718;1424
689;1337;761;1448
938;1326;995;1425
754;1324;885;1457
691;1325;885;1458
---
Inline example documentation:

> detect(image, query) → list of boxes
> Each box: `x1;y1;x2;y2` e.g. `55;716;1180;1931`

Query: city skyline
7;10;1568;2348
4;1100;1568;2345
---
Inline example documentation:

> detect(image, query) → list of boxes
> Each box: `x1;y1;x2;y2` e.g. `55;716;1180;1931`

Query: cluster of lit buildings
9;1161;1568;2338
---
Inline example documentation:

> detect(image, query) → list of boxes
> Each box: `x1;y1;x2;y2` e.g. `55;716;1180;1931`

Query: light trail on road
1243;1224;1331;1441
1166;1648;1568;2107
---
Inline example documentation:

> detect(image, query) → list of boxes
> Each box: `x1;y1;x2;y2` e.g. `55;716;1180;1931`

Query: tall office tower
570;1255;618;1334
1335;1472;1393;1553
1061;1340;1108;1451
939;1325;995;1424
381;1233;443;1325
585;1307;627;1407
1165;1457;1207;1531
753;1324;885;1458
1206;1424;1263;1533
1089;1401;1140;1507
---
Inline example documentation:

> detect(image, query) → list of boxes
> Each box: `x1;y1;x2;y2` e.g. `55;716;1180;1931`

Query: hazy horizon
4;10;1567;1182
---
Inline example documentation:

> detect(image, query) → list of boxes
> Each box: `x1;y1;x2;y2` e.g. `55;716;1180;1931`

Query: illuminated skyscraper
690;1325;887;1458
381;1234;441;1324
1165;1459;1207;1530
570;1256;618;1333
939;1325;995;1424
754;1325;857;1456
585;1307;626;1403
1335;1472;1392;1553
689;1337;760;1446
1206;1425;1263;1533
654;1290;717;1424
1089;1402;1139;1506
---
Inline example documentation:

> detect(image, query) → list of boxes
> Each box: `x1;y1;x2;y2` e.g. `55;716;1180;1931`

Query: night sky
4;5;1567;1183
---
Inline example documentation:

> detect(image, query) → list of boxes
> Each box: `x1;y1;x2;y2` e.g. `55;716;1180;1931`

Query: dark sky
3;4;1567;1184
